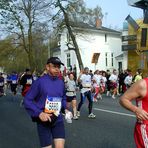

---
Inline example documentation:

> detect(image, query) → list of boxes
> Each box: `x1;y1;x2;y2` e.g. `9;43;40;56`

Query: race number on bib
26;79;32;85
0;82;4;86
44;96;62;116
12;80;17;84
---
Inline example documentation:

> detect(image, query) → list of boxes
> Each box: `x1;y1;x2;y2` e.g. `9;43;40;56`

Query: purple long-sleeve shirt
24;74;66;122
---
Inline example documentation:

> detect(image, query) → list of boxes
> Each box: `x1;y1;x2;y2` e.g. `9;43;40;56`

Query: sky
85;0;143;29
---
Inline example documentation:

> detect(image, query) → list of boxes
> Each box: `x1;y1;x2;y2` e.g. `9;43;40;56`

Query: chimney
96;18;102;28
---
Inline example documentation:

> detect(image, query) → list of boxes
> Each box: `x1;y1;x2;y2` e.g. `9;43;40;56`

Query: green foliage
0;34;48;73
0;37;29;73
0;0;51;71
52;0;104;35
0;0;104;72
65;0;103;26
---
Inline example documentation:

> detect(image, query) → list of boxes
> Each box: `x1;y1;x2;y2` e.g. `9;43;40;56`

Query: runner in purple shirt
24;57;72;148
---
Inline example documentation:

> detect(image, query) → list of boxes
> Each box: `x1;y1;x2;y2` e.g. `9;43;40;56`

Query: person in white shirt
109;69;118;99
92;70;101;101
77;67;96;118
65;73;78;120
99;72;107;99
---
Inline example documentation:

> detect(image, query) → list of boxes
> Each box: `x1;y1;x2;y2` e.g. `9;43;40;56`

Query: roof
69;21;121;34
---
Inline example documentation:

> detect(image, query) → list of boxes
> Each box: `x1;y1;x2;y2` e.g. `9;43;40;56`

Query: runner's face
69;74;74;80
129;72;132;76
46;63;61;76
26;71;31;75
113;71;117;75
84;69;89;74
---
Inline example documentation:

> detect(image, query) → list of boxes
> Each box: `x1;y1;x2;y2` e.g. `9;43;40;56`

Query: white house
52;21;126;74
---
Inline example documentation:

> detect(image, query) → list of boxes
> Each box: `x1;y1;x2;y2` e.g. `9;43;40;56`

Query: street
0;92;136;148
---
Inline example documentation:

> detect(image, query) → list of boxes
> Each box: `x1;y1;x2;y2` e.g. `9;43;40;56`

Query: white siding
54;27;126;74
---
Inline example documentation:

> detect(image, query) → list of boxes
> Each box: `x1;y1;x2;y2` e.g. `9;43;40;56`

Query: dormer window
111;53;114;67
141;28;147;47
67;53;71;68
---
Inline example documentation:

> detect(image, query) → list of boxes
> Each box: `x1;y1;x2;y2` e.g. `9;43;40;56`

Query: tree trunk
27;50;36;71
57;0;84;70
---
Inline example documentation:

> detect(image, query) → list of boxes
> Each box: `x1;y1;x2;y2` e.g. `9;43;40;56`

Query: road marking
94;108;136;118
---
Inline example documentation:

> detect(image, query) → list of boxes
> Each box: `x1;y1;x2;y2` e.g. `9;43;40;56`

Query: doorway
118;62;122;73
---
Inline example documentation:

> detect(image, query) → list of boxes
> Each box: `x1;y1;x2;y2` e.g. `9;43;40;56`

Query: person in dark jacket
19;68;33;97
106;70;111;96
118;70;128;94
24;57;72;148
10;71;18;95
0;73;4;97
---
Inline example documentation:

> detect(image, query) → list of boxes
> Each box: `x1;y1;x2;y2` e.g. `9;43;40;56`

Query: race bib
44;96;62;116
0;82;4;86
83;83;91;87
26;79;32;85
12;80;17;84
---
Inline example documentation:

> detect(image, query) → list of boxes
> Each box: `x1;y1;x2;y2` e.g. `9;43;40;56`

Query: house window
67;53;71;68
141;28;147;47
111;53;114;67
105;52;108;66
105;34;107;42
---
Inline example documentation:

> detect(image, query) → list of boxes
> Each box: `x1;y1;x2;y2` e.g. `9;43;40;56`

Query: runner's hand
65;109;73;118
39;112;52;122
135;107;148;121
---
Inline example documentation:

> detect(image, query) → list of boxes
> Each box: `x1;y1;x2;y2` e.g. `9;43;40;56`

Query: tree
66;0;103;26
0;37;29;73
0;0;103;71
52;0;103;70
0;33;48;73
55;0;83;70
0;0;51;71
32;22;49;72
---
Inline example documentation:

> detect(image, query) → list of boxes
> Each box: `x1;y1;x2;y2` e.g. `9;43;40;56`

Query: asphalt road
0;92;136;148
